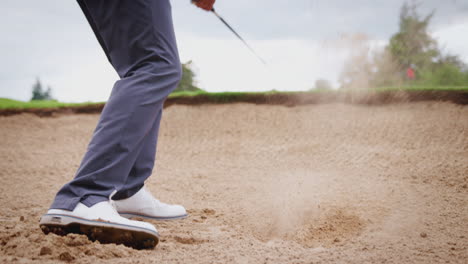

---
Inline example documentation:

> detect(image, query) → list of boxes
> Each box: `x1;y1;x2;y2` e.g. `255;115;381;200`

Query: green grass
169;90;289;102
1;86;466;110
168;86;468;103
0;98;102;110
169;90;289;98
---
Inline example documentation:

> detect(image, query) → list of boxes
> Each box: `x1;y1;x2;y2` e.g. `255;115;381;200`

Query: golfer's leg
111;108;163;200
50;0;181;210
111;107;187;221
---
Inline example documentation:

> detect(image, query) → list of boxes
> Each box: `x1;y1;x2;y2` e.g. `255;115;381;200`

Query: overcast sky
1;0;467;102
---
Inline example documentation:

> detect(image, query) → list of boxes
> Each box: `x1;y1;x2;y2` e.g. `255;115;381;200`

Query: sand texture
0;102;467;263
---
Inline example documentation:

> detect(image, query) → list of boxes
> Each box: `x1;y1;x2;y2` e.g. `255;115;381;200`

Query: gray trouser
51;0;182;210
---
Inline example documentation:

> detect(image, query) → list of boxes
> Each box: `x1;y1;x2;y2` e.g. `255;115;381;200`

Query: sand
0;102;467;263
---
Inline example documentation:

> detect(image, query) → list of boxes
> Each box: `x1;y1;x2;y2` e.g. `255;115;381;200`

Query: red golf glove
193;0;215;11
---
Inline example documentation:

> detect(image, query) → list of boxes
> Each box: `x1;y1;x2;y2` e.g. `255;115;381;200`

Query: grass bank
1;86;467;116
0;98;101;110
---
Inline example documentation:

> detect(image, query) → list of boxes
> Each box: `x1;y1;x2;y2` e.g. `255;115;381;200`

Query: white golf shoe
113;187;188;220
39;201;159;249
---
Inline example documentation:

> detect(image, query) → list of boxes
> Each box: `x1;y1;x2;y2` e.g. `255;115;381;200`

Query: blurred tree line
175;61;203;92
339;1;468;89
31;61;202;101
31;78;54;101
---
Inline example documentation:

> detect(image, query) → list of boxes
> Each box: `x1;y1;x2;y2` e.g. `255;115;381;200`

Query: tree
44;86;53;100
31;78;43;100
387;1;439;73
339;1;468;88
419;62;467;86
386;1;467;86
421;54;468;86
31;78;54;101
174;61;203;92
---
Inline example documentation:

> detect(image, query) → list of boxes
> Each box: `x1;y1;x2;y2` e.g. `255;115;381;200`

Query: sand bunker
0;102;467;263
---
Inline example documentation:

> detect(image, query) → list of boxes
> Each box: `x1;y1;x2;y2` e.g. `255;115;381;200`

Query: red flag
407;67;415;80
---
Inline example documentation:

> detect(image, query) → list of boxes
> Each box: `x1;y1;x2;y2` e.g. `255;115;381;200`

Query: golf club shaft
210;8;266;65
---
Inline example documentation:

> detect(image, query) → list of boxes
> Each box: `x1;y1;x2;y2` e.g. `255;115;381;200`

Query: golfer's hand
193;0;215;11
